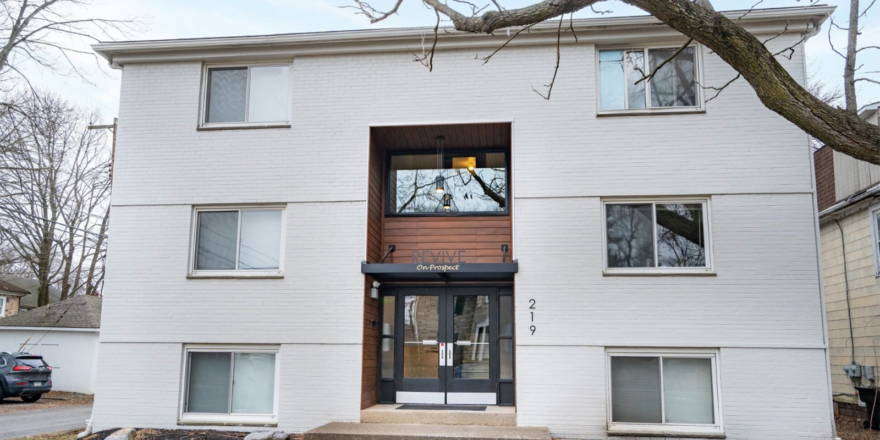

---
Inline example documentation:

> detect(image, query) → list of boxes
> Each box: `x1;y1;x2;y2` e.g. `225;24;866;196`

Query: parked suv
0;352;52;402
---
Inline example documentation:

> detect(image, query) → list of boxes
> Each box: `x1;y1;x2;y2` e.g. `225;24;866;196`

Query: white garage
0;296;101;394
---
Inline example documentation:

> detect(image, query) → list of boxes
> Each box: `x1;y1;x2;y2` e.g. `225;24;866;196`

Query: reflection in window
205;65;289;124
606;204;655;268
598;47;698;111
610;354;716;426
649;48;697;107
388;152;507;214
606;201;708;269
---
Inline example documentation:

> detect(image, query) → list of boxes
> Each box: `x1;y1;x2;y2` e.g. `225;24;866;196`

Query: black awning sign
416;264;461;271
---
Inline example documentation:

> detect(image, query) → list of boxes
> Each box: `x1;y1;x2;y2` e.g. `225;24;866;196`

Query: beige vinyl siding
820;208;880;403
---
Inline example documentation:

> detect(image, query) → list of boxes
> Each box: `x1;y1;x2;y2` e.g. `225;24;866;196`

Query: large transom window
607;350;722;436
604;200;711;273
598;47;699;113
191;207;284;275
387;151;508;215
181;346;279;424
203;64;290;126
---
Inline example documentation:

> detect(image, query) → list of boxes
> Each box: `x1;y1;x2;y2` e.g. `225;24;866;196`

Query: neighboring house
814;102;880;417
0;295;102;394
0;280;29;318
89;6;838;440
0;275;63;313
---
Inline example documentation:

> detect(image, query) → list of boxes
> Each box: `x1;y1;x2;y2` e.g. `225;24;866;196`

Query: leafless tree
0;91;109;306
349;0;880;165
0;0;136;89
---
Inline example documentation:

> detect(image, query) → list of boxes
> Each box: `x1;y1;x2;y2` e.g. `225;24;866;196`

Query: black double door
378;286;514;406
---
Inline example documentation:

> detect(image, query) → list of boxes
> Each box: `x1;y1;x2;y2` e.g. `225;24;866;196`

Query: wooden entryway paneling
382;217;512;264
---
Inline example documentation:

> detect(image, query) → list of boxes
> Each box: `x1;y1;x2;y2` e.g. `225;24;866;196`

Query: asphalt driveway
0;404;92;440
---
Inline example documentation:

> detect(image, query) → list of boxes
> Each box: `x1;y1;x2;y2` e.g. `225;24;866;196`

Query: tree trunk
844;0;859;113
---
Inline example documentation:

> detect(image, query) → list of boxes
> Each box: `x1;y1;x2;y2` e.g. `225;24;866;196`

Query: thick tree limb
354;0;880;165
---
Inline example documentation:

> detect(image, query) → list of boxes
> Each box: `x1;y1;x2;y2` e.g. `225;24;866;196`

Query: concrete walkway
0;404;92;440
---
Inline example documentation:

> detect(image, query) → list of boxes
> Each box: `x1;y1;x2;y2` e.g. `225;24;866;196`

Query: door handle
447;343;453;364
439;342;446;367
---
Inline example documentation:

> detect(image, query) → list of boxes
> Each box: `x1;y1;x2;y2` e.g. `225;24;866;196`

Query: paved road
0;405;92;440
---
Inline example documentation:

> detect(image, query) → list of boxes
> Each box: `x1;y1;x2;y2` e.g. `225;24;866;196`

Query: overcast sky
25;0;879;122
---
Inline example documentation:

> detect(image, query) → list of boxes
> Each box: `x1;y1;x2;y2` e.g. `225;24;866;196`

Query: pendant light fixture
442;193;452;210
435;135;446;194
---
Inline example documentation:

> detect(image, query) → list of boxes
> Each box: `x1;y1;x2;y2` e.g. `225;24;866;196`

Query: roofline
92;5;835;67
819;181;880;223
0;326;99;332
0;291;28;297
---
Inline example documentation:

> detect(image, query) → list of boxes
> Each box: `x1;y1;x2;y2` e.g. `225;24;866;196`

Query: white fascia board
92;6;835;67
0;326;99;333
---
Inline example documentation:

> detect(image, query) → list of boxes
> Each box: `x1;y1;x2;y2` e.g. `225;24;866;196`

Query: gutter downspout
833;219;857;365
806;46;839;437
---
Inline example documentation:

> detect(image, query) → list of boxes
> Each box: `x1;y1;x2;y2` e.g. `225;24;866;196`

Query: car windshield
15;356;47;368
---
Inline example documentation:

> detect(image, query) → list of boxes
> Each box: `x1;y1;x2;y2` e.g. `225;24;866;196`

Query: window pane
238;210;282;270
611;356;662;423
606;204;655;268
663;358;714;424
499;296;513;337
248;66;289;122
381;339;394;379
231;353;276;414
403;295;439;378
656;203;706;267
599;50;625;111
382;296;395;336
649;47;697;107
389;153;507;214
187;352;231;413
196;211;238;270
206;68;247;123
499;339;513;380
452;295;490;380
624;50;646;110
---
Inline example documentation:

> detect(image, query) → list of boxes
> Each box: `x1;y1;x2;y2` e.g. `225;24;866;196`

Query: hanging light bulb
442;193;452;210
435;135;446;194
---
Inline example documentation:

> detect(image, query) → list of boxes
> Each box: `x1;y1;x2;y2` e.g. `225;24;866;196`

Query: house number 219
529;299;536;335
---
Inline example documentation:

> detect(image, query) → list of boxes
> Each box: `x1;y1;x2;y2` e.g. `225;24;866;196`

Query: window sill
187;272;284;280
178;416;277;427
603;269;715;277
197;123;291;131
608;428;725;438
597;109;706;117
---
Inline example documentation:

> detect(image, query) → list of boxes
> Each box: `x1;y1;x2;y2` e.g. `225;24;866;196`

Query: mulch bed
836;415;878;440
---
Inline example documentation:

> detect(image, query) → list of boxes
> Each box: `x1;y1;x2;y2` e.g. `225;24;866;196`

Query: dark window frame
384;148;511;218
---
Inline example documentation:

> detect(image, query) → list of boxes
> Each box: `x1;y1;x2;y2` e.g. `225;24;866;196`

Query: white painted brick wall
94;29;832;439
91;343;361;431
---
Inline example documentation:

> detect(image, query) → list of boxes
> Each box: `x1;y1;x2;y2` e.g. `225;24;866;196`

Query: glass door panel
403;295;441;378
452;295;490;380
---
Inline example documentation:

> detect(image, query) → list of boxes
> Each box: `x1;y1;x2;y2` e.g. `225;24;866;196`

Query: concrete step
361;404;516;426
304;422;551;440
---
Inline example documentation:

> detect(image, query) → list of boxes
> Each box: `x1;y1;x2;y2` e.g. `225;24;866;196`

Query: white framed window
200;63;291;128
602;198;713;275
0;296;6;316
606;349;723;437
870;205;880;276
189;206;285;277
180;345;280;426
597;45;702;114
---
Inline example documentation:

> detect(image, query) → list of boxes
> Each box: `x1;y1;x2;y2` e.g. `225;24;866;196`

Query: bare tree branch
532;15;563;100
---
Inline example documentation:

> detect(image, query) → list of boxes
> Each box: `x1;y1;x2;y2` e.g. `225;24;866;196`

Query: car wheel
21;394;41;403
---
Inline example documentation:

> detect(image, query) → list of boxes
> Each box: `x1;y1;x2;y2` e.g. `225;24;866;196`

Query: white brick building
91;6;838;439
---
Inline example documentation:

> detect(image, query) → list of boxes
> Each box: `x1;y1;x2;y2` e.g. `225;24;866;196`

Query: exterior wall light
371;280;380;299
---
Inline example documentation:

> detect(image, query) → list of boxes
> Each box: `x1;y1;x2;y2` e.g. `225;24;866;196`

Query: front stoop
361;405;517;426
304;422;552;440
